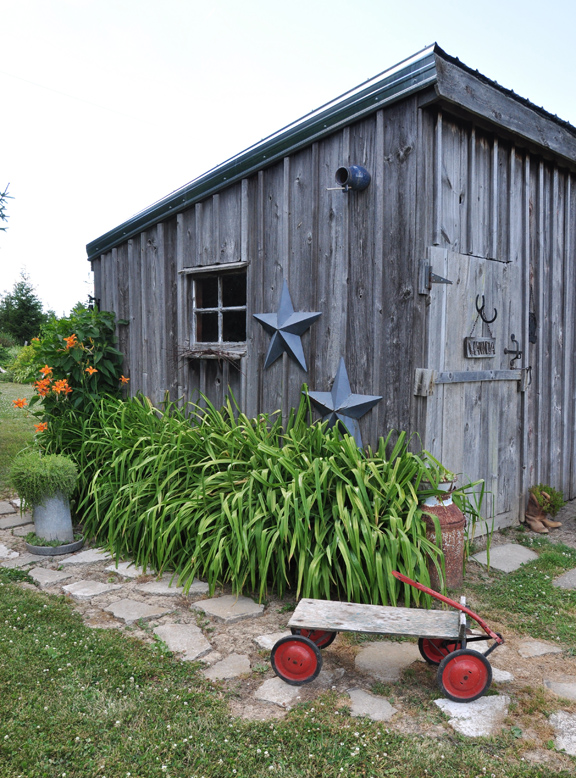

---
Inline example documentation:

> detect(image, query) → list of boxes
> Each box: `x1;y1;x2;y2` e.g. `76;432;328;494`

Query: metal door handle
504;334;522;367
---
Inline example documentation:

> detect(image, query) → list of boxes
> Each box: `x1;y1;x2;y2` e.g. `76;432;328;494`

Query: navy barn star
307;358;382;448
253;281;322;371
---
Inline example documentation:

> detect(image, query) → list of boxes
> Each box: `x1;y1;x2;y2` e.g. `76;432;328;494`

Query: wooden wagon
271;571;504;702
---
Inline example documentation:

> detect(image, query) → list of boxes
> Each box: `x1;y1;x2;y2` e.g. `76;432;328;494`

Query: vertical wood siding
431;110;576;501
95;96;426;449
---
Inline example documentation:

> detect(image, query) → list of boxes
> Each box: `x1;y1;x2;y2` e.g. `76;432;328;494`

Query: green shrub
7;343;38;383
10;450;78;508
529;483;565;517
28;305;126;423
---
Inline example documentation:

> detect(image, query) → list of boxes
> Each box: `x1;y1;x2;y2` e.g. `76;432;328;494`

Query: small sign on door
464;337;496;358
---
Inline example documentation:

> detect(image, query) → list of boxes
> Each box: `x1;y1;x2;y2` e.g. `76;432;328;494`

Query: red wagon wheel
271;635;322;686
418;637;460;666
291;627;337;649
437;649;492;702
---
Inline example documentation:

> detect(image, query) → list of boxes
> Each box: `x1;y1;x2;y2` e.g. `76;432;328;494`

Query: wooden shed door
420;247;528;532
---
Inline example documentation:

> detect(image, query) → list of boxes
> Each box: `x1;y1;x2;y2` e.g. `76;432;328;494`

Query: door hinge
418;260;453;295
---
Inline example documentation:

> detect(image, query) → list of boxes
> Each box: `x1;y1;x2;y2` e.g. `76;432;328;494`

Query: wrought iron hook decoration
475;295;497;324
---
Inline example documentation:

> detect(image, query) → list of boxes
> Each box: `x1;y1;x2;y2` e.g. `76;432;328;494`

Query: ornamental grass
45;393;456;606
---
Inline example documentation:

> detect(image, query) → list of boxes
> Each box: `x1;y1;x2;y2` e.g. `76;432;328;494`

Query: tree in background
0;184;11;232
0;272;50;345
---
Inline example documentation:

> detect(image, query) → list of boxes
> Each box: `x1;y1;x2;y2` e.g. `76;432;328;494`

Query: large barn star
307;358;382;447
253;281;322;371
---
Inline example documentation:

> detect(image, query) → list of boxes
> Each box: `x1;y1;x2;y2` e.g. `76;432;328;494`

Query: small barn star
307;358;382;447
253;281;322;371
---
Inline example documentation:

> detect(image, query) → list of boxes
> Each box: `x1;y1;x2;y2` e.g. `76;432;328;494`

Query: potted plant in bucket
9;450;84;556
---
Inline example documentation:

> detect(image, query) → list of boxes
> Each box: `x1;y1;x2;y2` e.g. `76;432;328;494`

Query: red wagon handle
391;570;504;645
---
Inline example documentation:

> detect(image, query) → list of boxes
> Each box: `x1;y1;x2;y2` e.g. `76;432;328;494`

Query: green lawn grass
0;382;36;498
1;563;576;778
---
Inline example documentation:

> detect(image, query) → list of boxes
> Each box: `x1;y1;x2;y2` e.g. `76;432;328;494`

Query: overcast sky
1;0;575;315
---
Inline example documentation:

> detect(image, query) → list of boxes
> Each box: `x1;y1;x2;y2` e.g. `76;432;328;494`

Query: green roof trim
86;45;437;260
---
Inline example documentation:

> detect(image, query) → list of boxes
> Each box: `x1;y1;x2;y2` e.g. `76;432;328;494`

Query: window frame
181;261;248;359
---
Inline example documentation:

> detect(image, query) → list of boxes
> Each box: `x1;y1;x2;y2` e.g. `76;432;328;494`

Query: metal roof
87;44;576;261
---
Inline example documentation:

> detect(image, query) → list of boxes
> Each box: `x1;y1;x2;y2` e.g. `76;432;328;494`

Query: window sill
183;344;247;360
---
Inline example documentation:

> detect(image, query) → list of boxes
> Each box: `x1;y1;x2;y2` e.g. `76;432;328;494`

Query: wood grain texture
289;598;461;639
434;53;576;170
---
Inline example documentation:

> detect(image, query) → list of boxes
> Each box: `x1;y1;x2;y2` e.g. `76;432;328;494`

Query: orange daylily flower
52;379;72;395
13;398;27;408
63;334;78;349
31;337;40;342
34;422;48;433
39;365;53;377
120;375;130;384
34;377;52;397
85;365;98;375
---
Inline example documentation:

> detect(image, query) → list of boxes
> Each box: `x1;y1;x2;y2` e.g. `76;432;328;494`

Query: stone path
3;499;576;754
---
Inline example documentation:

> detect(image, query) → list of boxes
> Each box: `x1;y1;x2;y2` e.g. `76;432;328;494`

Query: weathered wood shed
87;44;576;530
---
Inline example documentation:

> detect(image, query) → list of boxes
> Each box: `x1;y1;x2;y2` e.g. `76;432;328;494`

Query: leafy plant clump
57;391;481;606
10;450;78;508
529;483;565;517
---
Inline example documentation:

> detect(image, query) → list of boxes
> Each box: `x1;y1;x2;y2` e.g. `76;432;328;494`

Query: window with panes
192;271;247;344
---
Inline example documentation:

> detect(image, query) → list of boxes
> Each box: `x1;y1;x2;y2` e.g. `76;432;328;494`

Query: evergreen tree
0;272;48;344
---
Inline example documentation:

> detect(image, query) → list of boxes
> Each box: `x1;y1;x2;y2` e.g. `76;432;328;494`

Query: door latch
504;334;522;368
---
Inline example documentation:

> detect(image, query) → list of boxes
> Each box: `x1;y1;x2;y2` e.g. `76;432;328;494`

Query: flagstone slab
435;695;510;737
0;544;19;560
348;688;398;721
105;561;150;578
544;676;576;701
254;631;292;650
134;575;185;596
60;548;113;566
63;580;123;601
203;653;251;680
0;513;33;529
492;667;514;683
552;568;576;590
185;579;210;594
193;595;264;623
103;598;172;624
254;677;301;708
0;500;16;515
471;543;538;573
29;567;74;586
12;524;35;537
153;623;212;661
355;640;421;681
550;711;576;756
517;639;563;658
0;553;38;569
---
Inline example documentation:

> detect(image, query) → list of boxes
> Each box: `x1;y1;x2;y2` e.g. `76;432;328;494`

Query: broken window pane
222;273;247;307
223;310;246;342
196;312;218;343
195;276;218;308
